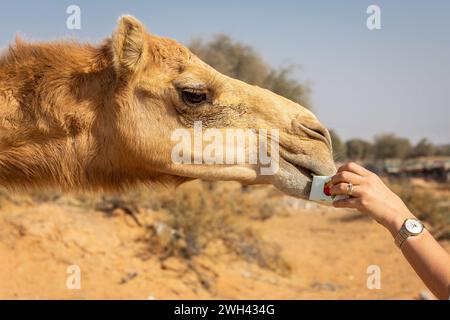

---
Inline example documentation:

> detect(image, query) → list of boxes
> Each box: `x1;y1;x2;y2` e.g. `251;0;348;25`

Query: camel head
109;16;336;198
0;15;335;198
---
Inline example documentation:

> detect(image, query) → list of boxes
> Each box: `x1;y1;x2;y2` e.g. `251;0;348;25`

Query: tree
329;129;347;162
409;138;436;158
263;67;311;109
373;134;412;159
435;144;450;156
189;34;311;109
346;139;373;161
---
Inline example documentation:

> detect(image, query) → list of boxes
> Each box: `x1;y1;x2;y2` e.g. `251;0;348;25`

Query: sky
0;0;449;144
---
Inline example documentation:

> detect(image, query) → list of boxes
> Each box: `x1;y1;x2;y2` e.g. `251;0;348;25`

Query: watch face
405;219;423;234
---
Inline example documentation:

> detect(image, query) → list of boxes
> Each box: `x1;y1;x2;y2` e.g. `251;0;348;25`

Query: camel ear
112;15;148;73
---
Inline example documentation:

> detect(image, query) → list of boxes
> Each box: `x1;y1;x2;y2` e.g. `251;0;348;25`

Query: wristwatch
394;218;424;248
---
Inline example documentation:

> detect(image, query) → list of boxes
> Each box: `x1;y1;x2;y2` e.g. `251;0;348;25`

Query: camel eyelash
179;87;208;94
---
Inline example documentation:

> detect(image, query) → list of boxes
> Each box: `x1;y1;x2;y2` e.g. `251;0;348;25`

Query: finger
333;197;361;209
337;162;370;176
331;171;363;185
330;183;363;197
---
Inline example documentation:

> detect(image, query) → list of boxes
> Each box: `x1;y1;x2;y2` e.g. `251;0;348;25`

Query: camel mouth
279;149;324;179
274;148;336;199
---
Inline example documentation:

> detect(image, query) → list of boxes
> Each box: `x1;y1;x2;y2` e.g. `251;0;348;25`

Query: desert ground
0;180;447;300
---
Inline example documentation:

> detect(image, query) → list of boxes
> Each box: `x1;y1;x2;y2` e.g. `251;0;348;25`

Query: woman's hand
331;162;415;236
331;162;450;300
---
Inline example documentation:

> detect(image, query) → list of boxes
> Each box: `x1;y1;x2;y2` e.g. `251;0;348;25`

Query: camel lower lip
269;159;314;199
294;165;313;180
280;151;316;180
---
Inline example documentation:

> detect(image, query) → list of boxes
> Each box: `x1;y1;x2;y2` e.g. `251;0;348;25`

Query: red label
323;181;332;196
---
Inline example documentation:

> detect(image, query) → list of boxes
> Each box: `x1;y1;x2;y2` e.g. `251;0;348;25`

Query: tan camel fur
0;15;335;198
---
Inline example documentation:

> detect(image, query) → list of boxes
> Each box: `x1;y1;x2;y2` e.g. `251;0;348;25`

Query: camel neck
0;40;119;190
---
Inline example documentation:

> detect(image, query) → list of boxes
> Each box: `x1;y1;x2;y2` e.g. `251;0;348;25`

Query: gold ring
347;183;353;197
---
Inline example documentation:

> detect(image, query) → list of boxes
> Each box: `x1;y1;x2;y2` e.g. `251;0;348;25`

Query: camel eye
181;90;207;106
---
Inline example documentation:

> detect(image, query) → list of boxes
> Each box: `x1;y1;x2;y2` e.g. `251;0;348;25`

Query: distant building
380;157;450;182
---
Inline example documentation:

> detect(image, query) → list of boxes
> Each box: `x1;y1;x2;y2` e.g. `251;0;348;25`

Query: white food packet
309;175;348;204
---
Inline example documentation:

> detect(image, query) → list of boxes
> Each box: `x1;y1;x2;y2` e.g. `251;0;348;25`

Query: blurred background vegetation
188;35;450;163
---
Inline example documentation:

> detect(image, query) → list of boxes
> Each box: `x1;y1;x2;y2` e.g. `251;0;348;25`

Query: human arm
330;162;450;300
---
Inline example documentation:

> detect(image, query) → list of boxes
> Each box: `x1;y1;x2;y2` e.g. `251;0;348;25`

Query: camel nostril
309;127;327;139
300;123;332;150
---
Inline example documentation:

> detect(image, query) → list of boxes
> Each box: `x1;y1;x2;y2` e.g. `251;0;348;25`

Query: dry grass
389;179;450;240
1;177;447;280
141;181;291;275
0;181;291;282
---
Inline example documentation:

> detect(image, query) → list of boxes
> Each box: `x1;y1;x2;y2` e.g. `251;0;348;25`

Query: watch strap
394;227;409;248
